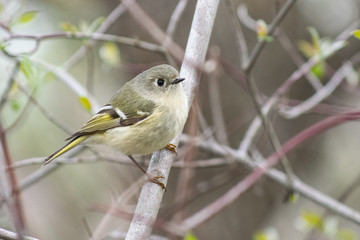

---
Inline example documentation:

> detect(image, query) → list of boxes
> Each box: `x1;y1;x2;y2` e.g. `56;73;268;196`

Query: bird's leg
164;143;177;154
127;155;166;191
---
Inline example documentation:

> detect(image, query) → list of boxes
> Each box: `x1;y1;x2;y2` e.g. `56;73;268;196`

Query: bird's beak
172;78;185;84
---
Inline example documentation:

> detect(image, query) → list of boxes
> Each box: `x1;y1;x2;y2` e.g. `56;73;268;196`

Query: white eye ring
156;78;165;87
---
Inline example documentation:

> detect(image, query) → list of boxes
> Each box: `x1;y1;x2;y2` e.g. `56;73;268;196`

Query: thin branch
224;0;249;66
0;121;24;239
207;55;229;145
277;29;323;91
4;32;166;56
0;61;19;112
91;178;143;240
29;58;101;113
0;227;38;240
280;61;352;118
15;82;73;135
63;1;133;70
241;0;298;190
243;0;297;73
175;112;360;232
238;56;318;154
163;0;189;66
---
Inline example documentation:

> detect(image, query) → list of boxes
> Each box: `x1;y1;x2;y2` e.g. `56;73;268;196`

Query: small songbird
44;65;188;180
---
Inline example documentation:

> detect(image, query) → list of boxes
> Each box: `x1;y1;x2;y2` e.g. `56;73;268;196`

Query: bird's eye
156;78;165;87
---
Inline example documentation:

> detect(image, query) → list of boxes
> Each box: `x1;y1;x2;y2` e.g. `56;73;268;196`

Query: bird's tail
44;136;86;165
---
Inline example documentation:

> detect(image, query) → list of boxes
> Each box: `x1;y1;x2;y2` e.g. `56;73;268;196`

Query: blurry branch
237;4;257;31
164;0;188;41
277;30;323;90
163;0;189;67
241;0;298;191
0;122;24;239
122;0;219;239
224;0;249;65
243;0;297;73
63;1;133;69
171;112;360;233
206;53;229;145
172;98;199;223
0;227;38;240
12;82;73;134
122;0;185;64
238;21;356;155
238;57;322;154
91;178;143;240
13;153;232;169
0;62;19;112
3;32;166;57
0;147;85;209
280;61;353;118
29;58;101;114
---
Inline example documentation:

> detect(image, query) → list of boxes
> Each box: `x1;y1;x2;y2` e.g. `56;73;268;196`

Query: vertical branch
125;0;220;239
0;121;24;239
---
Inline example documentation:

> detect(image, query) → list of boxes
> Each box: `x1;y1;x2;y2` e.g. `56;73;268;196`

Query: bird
44;64;188;188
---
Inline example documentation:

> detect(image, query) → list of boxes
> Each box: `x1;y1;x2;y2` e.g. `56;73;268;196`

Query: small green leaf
288;193;299;203
302;211;323;230
99;42;121;68
184;232;198;240
311;61;325;79
253;227;279;240
19;57;48;88
337;229;357;240
14;11;39;25
253;232;267;240
10;99;21;111
20;58;35;81
0;3;3;13
60;22;78;33
351;30;360;40
79;96;92;112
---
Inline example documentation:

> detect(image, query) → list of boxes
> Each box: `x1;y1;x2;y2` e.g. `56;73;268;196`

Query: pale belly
86;104;187;155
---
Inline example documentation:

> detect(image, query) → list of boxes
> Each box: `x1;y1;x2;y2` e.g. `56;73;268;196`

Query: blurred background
1;0;360;239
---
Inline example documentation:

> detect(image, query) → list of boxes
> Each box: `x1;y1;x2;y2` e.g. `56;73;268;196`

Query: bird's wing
66;86;156;140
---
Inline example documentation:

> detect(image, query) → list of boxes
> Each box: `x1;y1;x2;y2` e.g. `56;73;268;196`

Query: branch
0;121;24;238
0;227;38;240
63;1;133;69
173;112;360;232
123;0;220;239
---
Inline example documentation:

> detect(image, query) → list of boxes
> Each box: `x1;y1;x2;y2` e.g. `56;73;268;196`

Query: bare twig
241;0;298;190
0;227;38;240
174;112;360;232
207;55;229;145
63;1;134;69
4;32;166;56
0;61;19;112
29;58;101;114
164;0;189;50
0;121;24;239
277;29;323;90
91;178;143;240
163;0;189;66
224;0;249;66
280;61;352;118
